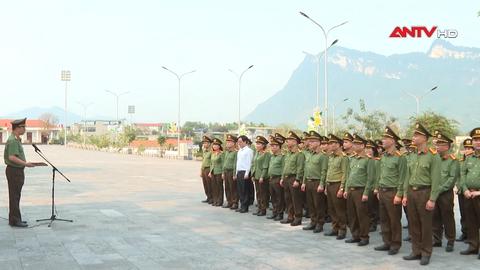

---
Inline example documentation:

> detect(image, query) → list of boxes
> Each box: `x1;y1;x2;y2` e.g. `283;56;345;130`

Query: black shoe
208;201;213;205
230;205;238;210
235;208;241;212
460;247;479;255
201;199;209;203
446;244;454;252
324;216;332;223
303;223;316;230
456;234;466;242
252;211;259;216
9;222;28;228
274;214;284;221
324;230;338;237
358;239;369;246
433;242;442;247
345;238;361;244
239;208;248;213
374;244;390;251
257;212;266;217
313;225;324;233
420;256;430;266
280;219;293;224
403;236;411;242
222;204;231;208
369;225;377;232
290;219;302;226
267;214;277;219
403;254;421;261
388;249;399;255
336;234;346;240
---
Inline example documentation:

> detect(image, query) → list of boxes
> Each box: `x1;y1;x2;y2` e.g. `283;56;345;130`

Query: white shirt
236;145;254;176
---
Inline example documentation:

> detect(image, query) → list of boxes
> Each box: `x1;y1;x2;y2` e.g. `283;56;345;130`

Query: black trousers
237;171;253;210
6;166;25;224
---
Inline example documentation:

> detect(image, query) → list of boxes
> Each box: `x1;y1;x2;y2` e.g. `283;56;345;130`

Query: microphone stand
33;145;73;227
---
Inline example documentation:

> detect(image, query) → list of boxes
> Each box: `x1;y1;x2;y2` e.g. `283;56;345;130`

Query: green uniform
303;152;328;183
377;152;407;197
405;150;442;201
210;152;224;175
268;153;285;177
323;153;349;189
223;150;237;172
201;149;212;170
252;152;271;179
4;134;25;168
345;155;375;196
460;153;480;191
436;154;460;196
281;151;305;181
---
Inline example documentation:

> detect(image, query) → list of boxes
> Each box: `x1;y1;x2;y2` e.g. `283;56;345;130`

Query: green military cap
352;133;367;144
401;138;412;147
202;135;213;143
11;118;27;129
374;139;385;151
320;135;329;144
366;139;377;149
413;122;432;137
286;131;301;144
328;133;343;144
269;136;283;146
343;132;354;142
274;133;286;144
212;138;223;150
255;135;269;145
302;131;310;141
433;130;453;144
306;130;322;141
469;127;480;139
383;126;400;141
226;134;238;142
395;139;403;150
463;138;473;148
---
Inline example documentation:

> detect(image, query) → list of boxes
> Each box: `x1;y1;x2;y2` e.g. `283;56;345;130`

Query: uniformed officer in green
456;138;474;242
301;130;328;233
374;127;407;255
4;118;41;227
301;131;311;219
366;140;381;233
402;138;416;241
280;131;305;226
321;134;349;240
343;132;355;157
209;138;224;207
251;136;271;216
402;123;441;266
344;134;376;246
267;134;286;221
201;135;213;204
431;131;459;252
460;128;480;259
222;134;238;209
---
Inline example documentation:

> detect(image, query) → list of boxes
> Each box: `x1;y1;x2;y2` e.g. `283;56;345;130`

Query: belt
349;186;365;191
285;174;296;178
379;187;396;192
270;175;281;178
410;185;431;191
326;180;341;184
6;165;24;170
306;178;320;182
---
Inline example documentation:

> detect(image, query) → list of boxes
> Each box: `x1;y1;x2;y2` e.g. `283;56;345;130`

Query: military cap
320;136;329;144
202;135;213;143
11;118;27;129
366;140;378;149
470;127;480;139
307;130;322;141
413;122;432;137
463;138;473;148
353;133;367;144
383;126;400;141
212;138;223;150
274;133;286;144
328;133;343;144
343;132;354;142
269;136;283;146
395;139;403;150
302;131;310;142
255;135;269;145
401;138;412;147
286;131;301;144
226;134;238;142
433;131;453;144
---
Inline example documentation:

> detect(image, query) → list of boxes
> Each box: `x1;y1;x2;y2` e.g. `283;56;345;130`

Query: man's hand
244;174;250;180
317;185;324;193
341;191;347;199
233;175;237;181
464;189;472;199
393;196;402;205
280;179;284;187
373;189;378;195
402;197;408;207
426;200;435;211
301;183;306;192
25;162;35;168
292;180;300;188
361;195;368;202
221;173;225;180
208;173;212;178
259;178;264;184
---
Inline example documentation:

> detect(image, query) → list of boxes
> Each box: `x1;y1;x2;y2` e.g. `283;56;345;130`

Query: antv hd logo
389;26;458;39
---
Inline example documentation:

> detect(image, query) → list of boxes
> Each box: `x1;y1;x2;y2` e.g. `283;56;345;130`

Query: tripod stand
33;144;73;227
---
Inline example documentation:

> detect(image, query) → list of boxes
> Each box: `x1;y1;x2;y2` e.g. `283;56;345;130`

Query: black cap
470;127;480;139
463;138;473;148
11;118;26;129
343;132;354;142
433;130;453;144
307;130;322;141
353;133;367;145
328;133;343;144
366;140;378;149
286;131;301;144
383;126;400;141
274;133;286;144
226;134;238;142
202;135;213;143
413;122;432;138
255;136;269;145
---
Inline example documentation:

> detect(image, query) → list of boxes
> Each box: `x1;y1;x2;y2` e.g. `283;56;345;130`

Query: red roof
134;123;163;128
0;119;56;129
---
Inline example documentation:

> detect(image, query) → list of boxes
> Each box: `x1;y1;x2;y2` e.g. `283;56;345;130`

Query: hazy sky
0;0;478;123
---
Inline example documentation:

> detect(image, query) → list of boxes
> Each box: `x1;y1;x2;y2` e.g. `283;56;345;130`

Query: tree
119;126;137;146
157;135;166;148
39;113;59;141
405;111;459;139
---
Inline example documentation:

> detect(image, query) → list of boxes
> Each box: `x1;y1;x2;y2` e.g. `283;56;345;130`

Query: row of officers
199;123;480;266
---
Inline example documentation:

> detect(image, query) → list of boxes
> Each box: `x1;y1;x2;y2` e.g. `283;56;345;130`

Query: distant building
71;120;123;136
0;119;61;144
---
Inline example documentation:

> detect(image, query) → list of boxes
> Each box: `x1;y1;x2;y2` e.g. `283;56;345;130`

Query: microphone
32;144;41;153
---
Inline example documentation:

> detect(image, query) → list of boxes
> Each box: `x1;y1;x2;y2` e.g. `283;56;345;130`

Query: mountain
1;106;83;125
245;40;480;132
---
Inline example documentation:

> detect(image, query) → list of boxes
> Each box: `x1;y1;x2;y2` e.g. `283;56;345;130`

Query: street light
332;98;349;133
300;11;348;135
61;70;71;147
303;39;339;130
77;102;93;145
105;90;129;143
162;66;196;158
403;86;438;116
229;65;254;135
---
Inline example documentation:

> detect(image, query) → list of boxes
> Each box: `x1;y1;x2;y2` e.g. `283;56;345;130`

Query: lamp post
78;102;93;145
61;70;71;147
332;98;349;133
300;11;348;135
105;90;129;142
229;65;254;135
404;86;438;116
162;66;196;158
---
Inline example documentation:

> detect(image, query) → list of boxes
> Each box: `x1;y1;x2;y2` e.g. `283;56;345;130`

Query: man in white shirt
236;135;254;213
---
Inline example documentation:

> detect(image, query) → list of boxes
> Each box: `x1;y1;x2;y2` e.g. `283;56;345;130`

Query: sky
0;0;479;124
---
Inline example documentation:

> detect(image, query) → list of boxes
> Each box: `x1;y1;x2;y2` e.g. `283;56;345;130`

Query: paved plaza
0;145;477;269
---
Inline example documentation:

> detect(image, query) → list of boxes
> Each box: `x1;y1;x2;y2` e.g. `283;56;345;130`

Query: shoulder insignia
395;151;402;157
429;148;437;155
374;157;381;161
449;154;456;160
